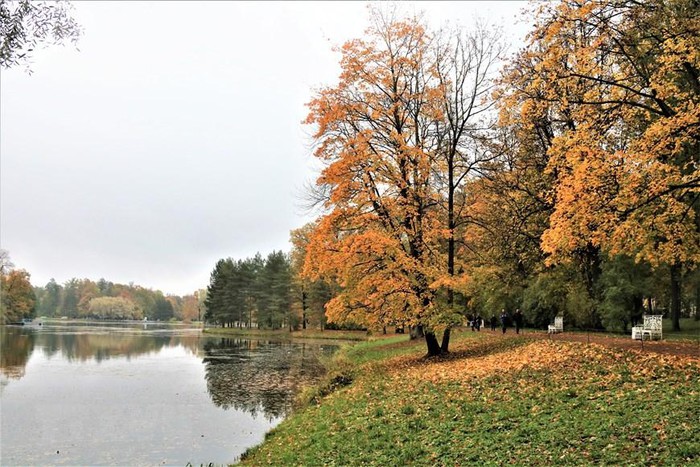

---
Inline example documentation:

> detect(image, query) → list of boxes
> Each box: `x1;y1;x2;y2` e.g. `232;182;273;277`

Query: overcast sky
1;1;531;296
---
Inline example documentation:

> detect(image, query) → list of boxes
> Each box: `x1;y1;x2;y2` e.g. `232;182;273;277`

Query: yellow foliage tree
502;0;699;330
303;9;449;354
1;269;36;324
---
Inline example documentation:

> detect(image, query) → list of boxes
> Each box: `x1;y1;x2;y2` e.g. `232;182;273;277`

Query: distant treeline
31;277;205;322
205;250;335;330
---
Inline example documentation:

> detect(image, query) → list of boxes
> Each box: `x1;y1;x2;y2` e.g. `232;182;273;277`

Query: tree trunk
440;327;451;353
695;280;700;321
444;154;455;356
578;242;603;329
301;290;307;330
631;295;644;329
409;325;424;340
424;331;442;356
671;263;682;331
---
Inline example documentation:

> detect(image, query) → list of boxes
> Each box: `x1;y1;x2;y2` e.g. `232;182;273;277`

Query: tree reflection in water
0;324;202;385
0;329;34;382
1;324;338;421
203;338;334;421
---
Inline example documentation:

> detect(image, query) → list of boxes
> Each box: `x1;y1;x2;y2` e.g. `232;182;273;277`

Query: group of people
467;308;524;334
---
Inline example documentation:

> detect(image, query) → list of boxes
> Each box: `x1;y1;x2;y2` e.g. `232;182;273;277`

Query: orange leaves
541;130;624;259
391;339;579;384
302;10;452;334
0;269;35;323
384;337;699;391
502;0;700;267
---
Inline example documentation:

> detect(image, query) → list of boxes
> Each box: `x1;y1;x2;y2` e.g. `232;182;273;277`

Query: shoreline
237;330;700;465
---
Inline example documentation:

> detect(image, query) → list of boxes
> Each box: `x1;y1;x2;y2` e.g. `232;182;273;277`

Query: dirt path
520;330;700;359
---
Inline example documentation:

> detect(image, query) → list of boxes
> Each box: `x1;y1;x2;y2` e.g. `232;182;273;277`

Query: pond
0;322;339;466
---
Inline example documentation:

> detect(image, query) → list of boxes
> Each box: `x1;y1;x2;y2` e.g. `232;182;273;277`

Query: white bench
548;316;563;334
631;325;644;340
631;315;663;340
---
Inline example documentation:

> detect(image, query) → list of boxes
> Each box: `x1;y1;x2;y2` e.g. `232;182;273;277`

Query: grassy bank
240;330;699;466
664;318;700;341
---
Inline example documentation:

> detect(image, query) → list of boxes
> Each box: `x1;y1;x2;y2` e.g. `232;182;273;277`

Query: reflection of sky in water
0;325;335;466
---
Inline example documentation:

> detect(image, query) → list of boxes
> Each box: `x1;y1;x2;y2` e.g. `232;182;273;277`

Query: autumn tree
76;279;100;317
129;285;158;319
87;296;142;320
512;0;700;331
459;47;561;327
32;276;197;322
302;5;514;353
180;294;200;322
430;22;506;350
166;295;183;320
290;224;312;330
1;269;36;324
290;222;336;330
305;8;463;355
196;289;207;322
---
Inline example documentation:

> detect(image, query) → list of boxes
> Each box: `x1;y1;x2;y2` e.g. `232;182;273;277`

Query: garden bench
548;316;563;334
631;315;663;340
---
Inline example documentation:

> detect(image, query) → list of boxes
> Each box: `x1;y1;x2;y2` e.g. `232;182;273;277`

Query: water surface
1;322;337;466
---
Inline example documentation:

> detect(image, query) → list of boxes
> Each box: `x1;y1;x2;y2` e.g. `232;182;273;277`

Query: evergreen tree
205;258;233;326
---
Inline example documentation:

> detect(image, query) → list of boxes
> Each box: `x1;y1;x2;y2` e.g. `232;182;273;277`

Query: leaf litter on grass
383;338;698;386
242;335;699;466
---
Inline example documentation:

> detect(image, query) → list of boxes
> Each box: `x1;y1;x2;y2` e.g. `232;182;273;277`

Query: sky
1;1;531;296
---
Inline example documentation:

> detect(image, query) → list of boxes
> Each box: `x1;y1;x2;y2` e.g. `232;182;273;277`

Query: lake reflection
204;338;328;419
0;322;337;466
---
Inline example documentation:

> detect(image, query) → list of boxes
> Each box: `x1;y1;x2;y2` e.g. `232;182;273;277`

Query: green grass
338;327;500;365
342;335;415;364
664;317;700;341
239;333;699;466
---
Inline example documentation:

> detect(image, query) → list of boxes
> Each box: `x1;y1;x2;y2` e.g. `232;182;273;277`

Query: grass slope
240;331;699;466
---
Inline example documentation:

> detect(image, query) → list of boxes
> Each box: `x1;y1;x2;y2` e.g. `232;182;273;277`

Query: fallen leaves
241;332;700;466
383;337;699;387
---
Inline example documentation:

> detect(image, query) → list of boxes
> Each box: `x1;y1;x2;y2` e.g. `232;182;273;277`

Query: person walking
514;308;523;334
500;309;508;334
490;315;498;331
475;314;482;331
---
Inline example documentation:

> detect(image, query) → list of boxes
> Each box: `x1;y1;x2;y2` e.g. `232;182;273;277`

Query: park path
512;329;700;359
